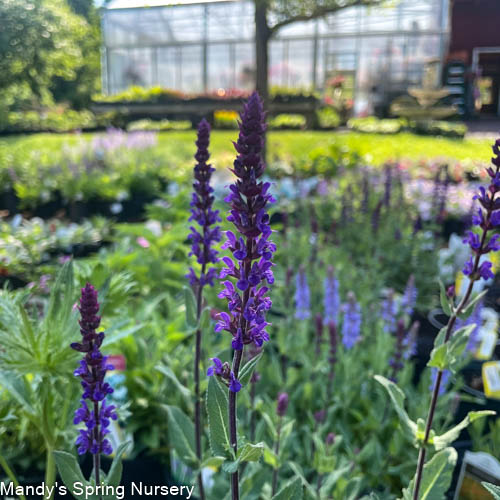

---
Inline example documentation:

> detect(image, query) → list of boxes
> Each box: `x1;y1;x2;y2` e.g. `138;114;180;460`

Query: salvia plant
375;138;500;500
53;283;130;500
186;118;221;500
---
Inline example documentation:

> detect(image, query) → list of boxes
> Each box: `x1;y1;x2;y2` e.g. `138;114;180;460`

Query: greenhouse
101;0;449;112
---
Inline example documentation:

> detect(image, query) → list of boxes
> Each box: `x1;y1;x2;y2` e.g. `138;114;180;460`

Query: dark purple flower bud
328;321;338;368
446;285;455;299
341;292;362;349
186;119;221;288
276;392;289;417
326;432;336;446
71;284;117;456
314;409;326;424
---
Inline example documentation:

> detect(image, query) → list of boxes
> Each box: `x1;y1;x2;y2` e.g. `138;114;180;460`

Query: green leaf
439;280;452;316
403;447;457;500
164;405;198;467
272;477;303;500
427;325;475;373
374;375;417;439
482;482;500;499
263;443;279;468
103;322;143;346
156;364;192;402
238;442;264;463
459;290;487;320
427;344;448;370
433;327;447;349
201;456;226;469
206;375;231;458
184;286;198;329
433;411;496;450
221;442;264;473
238;352;263;389
53;451;87;500
105;441;132;487
0;372;34;416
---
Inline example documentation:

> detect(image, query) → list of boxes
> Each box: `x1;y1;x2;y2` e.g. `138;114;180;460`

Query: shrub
316;107;341;129
348;116;403;134
213;109;239;129
268;114;306;130
127;119;192;132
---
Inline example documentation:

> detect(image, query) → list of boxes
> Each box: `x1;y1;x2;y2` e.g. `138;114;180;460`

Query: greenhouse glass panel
101;0;449;110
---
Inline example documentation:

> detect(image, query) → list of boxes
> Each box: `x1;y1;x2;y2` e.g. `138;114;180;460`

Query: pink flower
137;237;150;248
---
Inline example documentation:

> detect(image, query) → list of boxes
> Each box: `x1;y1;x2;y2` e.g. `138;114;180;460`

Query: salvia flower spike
323;266;340;324
412;137;500;500
210;92;275;500
186;118;221;288
71;284;117;487
294;269;311;320
341;292;362;349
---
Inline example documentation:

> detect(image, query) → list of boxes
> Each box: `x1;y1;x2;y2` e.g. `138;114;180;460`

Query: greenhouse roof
106;0;231;9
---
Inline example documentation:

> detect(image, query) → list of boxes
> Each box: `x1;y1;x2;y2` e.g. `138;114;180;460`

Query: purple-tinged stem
271;417;282;496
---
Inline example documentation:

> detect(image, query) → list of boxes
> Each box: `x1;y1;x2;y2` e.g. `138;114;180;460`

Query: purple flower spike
401;275;417;317
341;292;362;349
295;270;311;320
71;284;116;456
461;143;500;282
213;91;275;355
186;119;221;288
323;266;340;324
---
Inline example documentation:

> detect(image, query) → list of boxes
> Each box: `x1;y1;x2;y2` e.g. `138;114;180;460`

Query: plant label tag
476;330;497;360
483;361;500;399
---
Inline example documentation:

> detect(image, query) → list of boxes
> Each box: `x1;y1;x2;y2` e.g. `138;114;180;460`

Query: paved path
465;119;500;139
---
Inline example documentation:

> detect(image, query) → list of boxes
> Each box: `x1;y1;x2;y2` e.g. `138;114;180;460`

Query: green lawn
0;130;493;175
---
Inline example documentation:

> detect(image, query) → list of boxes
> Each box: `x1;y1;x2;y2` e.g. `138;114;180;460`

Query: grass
0;130;492;175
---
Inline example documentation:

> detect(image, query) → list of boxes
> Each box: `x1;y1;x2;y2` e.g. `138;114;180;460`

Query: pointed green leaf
433;411;495;450
272;476;303;500
482;482;500;499
206;375;231;458
201;456;226;469
238;442;264;463
428;344;448;370
164;405;198;467
459;291;487;320
156;364;192;401
403;447;457;500
53;451;87;500
374;375;417;439
105;441;132;487
238;352;263;389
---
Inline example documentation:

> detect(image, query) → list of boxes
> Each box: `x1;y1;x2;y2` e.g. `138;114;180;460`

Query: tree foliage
0;0;99;108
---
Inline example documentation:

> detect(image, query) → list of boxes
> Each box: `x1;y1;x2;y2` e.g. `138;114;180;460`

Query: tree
0;0;90;104
254;0;386;104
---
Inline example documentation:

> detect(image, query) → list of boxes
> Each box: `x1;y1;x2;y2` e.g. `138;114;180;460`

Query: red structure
447;0;500;117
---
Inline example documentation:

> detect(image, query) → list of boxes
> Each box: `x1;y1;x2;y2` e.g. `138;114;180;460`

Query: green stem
0;453;26;500
44;446;56;500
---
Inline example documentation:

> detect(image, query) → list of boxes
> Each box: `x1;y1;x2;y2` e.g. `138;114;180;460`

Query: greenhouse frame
101;0;450;114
